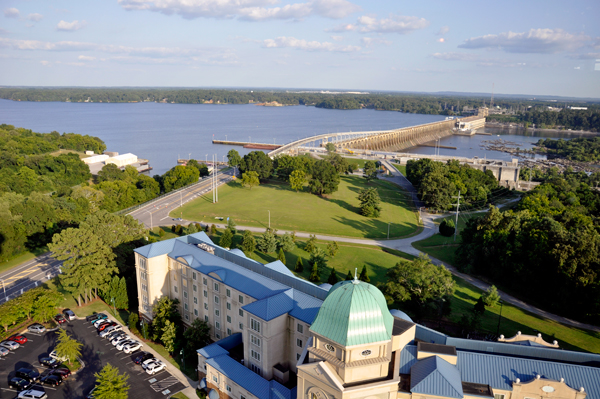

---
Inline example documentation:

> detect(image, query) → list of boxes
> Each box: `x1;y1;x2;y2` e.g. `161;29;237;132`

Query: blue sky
1;0;599;97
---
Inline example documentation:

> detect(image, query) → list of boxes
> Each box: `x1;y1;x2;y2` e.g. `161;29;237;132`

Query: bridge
267;115;486;157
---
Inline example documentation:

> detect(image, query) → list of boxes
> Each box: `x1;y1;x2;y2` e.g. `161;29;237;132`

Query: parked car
145;360;166;375
116;339;136;351
8;334;28;345
27;323;46;334
8;377;32;391
112;335;130;346
51;367;71;380
93;319;109;328
100;324;122;338
40;374;62;386
86;386;97;399
54;314;67;324
63;308;76;321
0;340;20;350
123;341;142;354
106;330;126;341
49;350;69;363
15;368;40;382
134;352;154;364
17;389;47;399
39;357;61;368
88;313;107;323
142;358;157;369
0;346;9;357
98;322;116;332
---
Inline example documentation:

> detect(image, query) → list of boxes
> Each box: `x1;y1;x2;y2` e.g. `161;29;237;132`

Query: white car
111;335;130;346
93;319;111;328
18;389;47;399
142;358;157;369
27;323;46;334
49;350;69;362
145;360;166;375
116;339;136;351
100;325;122;338
0;346;9;357
0;340;20;350
123;341;142;354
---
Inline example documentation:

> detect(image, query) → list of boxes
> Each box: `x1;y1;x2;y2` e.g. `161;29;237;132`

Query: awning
209;389;220;399
199;378;207;389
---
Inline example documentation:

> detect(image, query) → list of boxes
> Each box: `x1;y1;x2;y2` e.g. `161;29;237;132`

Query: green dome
310;280;394;347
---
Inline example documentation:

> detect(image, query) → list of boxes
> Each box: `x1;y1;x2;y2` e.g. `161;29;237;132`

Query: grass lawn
171;393;190;399
390;163;406;176
176;175;418;239
0;246;48;274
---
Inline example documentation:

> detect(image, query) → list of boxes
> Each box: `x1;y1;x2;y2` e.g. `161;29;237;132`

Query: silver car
27;323;46;334
0;346;9;357
0;340;20;350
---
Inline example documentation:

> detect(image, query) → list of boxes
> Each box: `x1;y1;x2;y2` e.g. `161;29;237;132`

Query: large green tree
309;160;340;195
93;363;130;399
242;171;260;189
184;318;211;354
55;328;83;364
358;188;381;218
162;165;200;192
241;230;256;255
240;151;273;180
289;169;306;192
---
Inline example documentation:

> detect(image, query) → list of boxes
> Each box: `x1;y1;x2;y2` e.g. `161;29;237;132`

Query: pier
212;140;282;150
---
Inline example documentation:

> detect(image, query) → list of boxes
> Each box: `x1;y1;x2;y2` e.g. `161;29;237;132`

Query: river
0;99;590;175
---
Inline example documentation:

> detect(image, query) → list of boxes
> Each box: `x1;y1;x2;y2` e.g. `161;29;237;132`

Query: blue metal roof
265;260;294;277
243;290;295;321
197;343;229;359
411;356;463;398
399;345;418;374
456;351;600;397
288;290;322;325
134;239;178;258
415;324;448;344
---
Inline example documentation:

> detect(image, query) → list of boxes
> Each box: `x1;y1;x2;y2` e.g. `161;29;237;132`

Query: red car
54;314;67;324
97;322;116;332
7;335;28;345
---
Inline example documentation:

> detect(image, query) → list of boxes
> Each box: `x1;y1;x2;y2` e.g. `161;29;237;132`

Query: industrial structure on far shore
82;150;151;174
134;232;600;399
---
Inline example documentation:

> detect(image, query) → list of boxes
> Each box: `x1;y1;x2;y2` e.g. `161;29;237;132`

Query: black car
15;368;40;382
39;357;61;368
8;377;32;391
134;351;154;364
51;367;71;380
41;374;62;386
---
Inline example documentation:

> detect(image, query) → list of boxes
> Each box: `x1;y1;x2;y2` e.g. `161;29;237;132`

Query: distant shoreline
485;121;599;136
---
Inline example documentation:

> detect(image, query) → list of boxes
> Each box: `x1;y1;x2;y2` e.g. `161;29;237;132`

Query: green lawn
171;393;191;399
176;175;418;239
0;246;48;274
390;163;406;176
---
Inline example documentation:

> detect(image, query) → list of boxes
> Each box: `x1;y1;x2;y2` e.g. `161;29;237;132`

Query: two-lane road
0;252;62;302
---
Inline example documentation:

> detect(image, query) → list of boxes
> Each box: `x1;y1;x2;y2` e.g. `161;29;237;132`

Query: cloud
330;14;429;34
118;0;360;21
57;20;87;31
432;52;480;62
263;36;360;52
436;26;449;36
331;35;343;42
40;60;50;66
459;28;590;54
437;38;445;43
78;55;96;61
432;52;534;68
4;8;19;18
27;13;43;22
0;28;9;35
571;52;600;60
361;37;391;47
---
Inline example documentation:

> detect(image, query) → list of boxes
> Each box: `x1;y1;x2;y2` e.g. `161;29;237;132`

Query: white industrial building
105;153;138;167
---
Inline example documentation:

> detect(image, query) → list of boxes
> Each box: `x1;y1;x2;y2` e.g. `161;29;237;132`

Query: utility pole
452;191;461;242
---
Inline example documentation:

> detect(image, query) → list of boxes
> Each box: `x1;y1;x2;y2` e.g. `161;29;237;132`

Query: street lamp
268;210;270;229
496;300;504;336
0;279;6;302
180;348;185;370
144;210;153;230
387;222;390;239
111;297;117;317
141;319;147;340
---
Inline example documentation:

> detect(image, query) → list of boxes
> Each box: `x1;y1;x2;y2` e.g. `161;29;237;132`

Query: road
130;170;234;229
0;253;62;303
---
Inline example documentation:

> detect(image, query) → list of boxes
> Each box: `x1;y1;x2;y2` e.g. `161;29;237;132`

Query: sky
1;0;599;98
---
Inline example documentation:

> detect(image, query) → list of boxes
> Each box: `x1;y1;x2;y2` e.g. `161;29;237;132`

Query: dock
418;142;457;150
212;140;282;150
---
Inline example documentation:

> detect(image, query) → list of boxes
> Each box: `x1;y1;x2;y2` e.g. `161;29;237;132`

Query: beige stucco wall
136;253;170;320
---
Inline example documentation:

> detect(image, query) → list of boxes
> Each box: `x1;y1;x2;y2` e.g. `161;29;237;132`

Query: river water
0;99;590;175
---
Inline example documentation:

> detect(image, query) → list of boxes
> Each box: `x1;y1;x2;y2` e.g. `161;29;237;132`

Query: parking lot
0;319;185;399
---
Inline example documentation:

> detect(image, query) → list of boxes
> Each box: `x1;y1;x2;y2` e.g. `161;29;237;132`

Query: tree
241;230;256;255
55;327;83;364
327;241;339;257
309;160;340;195
358;188;381;218
304;234;317;253
158;228;165;237
327;153;349;174
186;223;198;235
162;320;177;353
328;268;339;285
227;218;237;234
128;312;139;331
482;285;501;307
240;151;273;180
439;219;455;237
295;257;304;273
242;171;260;189
162;165;199;192
257;229;277;253
277;232;296;252
309;263;320;283
219;228;233;249
151;296;181;342
184;318;211;354
32;292;62;323
210;224;217;235
97;163;123;183
473;296;486;316
359;265;370;283
289;169;306;192
363;160;378;182
345;270;353;281
325;142;336;153
278;248;287;265
309;248;327;272
227;149;242;168
0;303;20;332
93;363;130;399
187;159;210;177
101;276;120;306
116;277;129;309
378;254;455;305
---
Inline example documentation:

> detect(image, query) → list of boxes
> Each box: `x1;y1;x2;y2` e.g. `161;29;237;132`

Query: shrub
439;219;455;237
158;228;165;237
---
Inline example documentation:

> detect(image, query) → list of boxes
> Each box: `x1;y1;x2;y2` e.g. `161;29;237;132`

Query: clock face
325;344;335;352
542;386;555;393
361;350;372;356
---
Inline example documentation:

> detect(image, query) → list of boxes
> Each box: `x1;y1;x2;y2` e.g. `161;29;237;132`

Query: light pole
0;279;6;302
225;135;227;141
268;210;270;229
387;222;390;239
180;348;185;370
111;297;117;316
144;210;153;230
189;153;191;160
205;154;208;164
141;319;147;340
496;301;504;336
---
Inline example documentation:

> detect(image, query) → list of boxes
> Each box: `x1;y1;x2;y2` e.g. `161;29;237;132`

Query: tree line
487;108;600;132
456;171;600;323
535;137;600;162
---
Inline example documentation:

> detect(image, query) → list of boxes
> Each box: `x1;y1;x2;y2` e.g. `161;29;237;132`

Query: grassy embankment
174;175;418;239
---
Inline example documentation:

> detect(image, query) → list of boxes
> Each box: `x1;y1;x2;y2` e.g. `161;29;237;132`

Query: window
226;385;232;392
194;297;198;304
182;278;187;288
226;302;231;310
227;328;232;335
251;349;261;362
174;286;178;293
239;323;243;330
213;376;218;383
183;291;188;299
141;284;147;292
214;296;219;304
251;335;261;347
239;295;244;304
140;272;147;281
296;353;301;361
184;303;188;311
241;395;246;399
227;316;231;323
250;364;261;375
297;339;303;348
139;257;147;270
185;314;189;320
250;318;260;333
142;295;148;304
239;309;244;317
214;283;219;292
204;316;209;322
325;344;335;352
297;323;303;334
173;273;176;281
194;309;198;316
204;303;208;310
203;278;207;285
203;290;207;298
216;333;221;339
494;395;505;399
361;350;371;356
215;309;220;317
193;285;197;292
216;321;221;330
192;272;197;281
226;289;231;297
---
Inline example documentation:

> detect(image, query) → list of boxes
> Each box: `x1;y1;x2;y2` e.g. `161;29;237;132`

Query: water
0;99;591;175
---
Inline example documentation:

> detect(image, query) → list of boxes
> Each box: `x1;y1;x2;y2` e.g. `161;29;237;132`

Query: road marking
160;216;169;220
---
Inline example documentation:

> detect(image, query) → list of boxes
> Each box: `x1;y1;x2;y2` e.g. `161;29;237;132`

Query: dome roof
310;280;394;347
390;309;413;323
